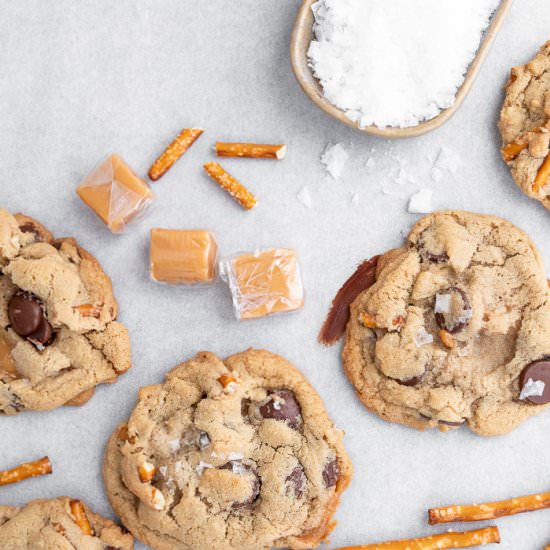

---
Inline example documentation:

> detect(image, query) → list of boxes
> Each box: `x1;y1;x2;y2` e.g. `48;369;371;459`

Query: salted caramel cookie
499;41;550;210
0;208;131;414
343;211;550;436
0;496;133;549
103;349;352;550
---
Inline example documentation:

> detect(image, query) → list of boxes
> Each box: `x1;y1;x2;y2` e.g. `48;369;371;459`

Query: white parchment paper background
0;1;549;548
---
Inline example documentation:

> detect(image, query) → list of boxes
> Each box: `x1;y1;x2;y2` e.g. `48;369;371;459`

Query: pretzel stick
148;127;203;181
69;499;93;536
429;491;550;524
501;126;545;162
203;162;257;210
533;152;550;193
335;526;500;550
0;456;52;486
215;142;286;160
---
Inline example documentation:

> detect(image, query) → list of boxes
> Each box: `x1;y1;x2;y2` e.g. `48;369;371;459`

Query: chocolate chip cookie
103;349;352;550
0;496;133;549
499;41;550;210
0;208;131;414
342;211;550;436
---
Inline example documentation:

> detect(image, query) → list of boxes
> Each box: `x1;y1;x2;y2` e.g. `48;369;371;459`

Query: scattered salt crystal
174;461;183;473
435;293;452;314
395;168;408;186
196;461;213;475
434;147;460;173
159;465;168;477
414;327;434;347
198;432;211;449
408;189;433;214
228;452;244;461
519;378;546;401
229;461;246;474
365;157;376;171
321;143;349;179
308;0;499;128
381;185;408;199
350;193;359;205
297;186;313;208
168;438;180;452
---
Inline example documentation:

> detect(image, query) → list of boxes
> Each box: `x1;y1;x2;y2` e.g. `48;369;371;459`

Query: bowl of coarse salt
291;0;512;138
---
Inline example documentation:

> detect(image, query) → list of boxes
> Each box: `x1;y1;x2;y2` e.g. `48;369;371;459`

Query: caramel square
150;229;218;284
77;154;154;233
222;248;304;319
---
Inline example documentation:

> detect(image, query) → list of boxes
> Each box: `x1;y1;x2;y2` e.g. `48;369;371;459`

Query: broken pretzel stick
149;127;204;181
439;329;455;349
0;456;52;486
533;152;550;193
138;461;156;483
73;304;101;318
335;526;500;550
429;489;550;525
69;499;93;536
203;162;257;210
215;142;286;160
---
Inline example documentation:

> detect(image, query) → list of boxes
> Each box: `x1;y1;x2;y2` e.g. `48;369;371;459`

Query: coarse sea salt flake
408;189;433;214
415;327;434;347
435;293;451;314
308;0;500;128
520;378;546;401
168;438;181;452
321;143;348;179
228;452;244;461
196;461;213;475
297;186;313;208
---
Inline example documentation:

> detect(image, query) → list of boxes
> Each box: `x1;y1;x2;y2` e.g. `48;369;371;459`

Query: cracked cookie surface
499;41;550;211
343;211;550;436
0;208;131;414
103;349;352;550
0;496;133;549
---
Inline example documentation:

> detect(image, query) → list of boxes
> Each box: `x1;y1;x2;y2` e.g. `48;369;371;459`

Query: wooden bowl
290;0;512;138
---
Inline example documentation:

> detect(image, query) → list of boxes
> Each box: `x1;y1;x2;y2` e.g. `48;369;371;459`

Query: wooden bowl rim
290;0;513;138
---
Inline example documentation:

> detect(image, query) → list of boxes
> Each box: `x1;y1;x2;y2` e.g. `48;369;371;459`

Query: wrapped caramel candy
77;154;154;233
220;248;304;319
150;229;218;285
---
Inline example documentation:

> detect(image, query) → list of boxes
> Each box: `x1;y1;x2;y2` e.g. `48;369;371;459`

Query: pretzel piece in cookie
0;456;52;486
149;128;203;181
69;499;93;536
336;526;500;549
429;490;550;524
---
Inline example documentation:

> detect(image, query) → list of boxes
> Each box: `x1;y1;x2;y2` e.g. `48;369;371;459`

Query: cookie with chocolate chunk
0;208;131;414
103;349;352;550
342;211;550;436
0;496;133;549
499;41;550;210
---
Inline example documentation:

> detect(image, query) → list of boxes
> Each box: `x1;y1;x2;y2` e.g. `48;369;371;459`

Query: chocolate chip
286;465;306;498
393;374;423;387
258;390;301;429
322;458;339;488
26;316;53;347
241;398;251;418
18;221;43;241
519;360;550;405
8;293;42;336
434;287;472;334
220;461;260;508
